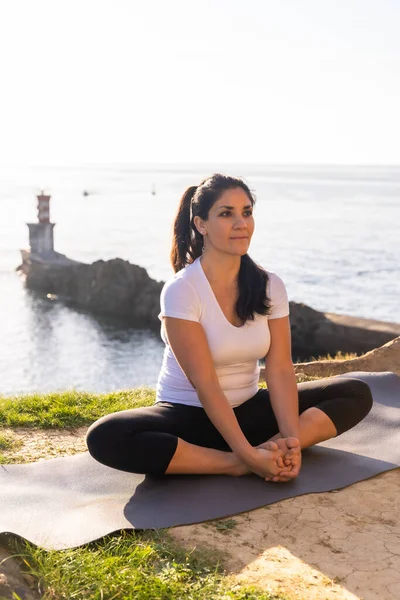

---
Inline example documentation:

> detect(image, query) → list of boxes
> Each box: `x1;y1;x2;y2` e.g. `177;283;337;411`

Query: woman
86;173;373;482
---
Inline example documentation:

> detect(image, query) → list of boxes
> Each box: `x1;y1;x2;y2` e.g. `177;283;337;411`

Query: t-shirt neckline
196;257;245;329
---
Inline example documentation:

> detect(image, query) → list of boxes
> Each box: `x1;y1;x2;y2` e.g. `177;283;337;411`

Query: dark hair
170;173;272;324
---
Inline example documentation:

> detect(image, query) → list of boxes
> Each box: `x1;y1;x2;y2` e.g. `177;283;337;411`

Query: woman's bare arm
263;315;302;481
263;315;300;439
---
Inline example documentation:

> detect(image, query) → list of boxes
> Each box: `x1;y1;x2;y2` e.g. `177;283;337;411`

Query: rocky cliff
18;251;400;361
18;251;163;330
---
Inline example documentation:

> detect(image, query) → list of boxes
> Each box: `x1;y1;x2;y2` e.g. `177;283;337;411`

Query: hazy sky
0;0;399;165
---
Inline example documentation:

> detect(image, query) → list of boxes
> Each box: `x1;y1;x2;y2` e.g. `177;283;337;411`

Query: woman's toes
263;441;278;452
277;455;284;469
285;437;300;449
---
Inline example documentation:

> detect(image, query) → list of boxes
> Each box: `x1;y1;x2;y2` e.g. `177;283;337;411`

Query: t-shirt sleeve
267;272;290;320
158;277;201;323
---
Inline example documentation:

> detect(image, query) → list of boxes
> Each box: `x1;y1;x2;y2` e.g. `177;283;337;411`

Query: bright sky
0;0;399;165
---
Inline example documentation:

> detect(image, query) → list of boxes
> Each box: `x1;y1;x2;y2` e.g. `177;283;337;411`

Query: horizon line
1;161;400;169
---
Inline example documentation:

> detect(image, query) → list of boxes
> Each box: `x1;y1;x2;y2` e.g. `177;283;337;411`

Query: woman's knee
86;415;121;465
86;413;178;474
317;378;373;437
86;408;146;455
330;378;373;435
86;415;147;472
345;378;374;417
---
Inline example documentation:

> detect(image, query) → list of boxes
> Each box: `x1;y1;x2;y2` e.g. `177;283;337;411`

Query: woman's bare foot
261;440;285;470
265;437;302;482
230;441;284;477
235;442;285;478
258;439;288;467
266;438;292;467
282;437;301;469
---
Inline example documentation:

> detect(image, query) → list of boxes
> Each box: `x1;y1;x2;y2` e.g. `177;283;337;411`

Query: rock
289;301;400;361
18;251;164;329
18;251;400;359
260;336;400;380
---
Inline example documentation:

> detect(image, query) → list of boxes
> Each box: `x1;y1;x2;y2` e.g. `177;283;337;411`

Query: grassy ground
0;354;352;599
5;530;286;600
306;351;357;362
0;431;23;462
0;387;155;429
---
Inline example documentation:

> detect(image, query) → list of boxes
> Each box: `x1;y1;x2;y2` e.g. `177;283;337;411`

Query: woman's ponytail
170;185;199;272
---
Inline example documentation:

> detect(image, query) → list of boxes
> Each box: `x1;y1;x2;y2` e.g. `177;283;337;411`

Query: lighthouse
27;191;56;256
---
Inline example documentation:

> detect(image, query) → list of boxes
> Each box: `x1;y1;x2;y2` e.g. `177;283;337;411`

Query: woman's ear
193;216;206;235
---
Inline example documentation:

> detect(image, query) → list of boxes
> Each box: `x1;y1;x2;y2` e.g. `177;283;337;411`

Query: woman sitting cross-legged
86;173;373;482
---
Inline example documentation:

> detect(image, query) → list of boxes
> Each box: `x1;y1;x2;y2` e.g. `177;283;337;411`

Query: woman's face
195;187;255;256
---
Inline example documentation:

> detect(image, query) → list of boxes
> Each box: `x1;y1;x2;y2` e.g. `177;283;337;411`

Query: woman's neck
200;252;241;288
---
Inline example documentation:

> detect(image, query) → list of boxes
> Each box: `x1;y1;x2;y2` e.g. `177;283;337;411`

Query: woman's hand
260;437;302;482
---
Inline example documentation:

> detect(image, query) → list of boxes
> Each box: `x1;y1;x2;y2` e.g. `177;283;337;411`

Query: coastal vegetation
0;387;155;430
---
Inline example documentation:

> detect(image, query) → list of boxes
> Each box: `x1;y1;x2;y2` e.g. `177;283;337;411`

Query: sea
0;163;399;397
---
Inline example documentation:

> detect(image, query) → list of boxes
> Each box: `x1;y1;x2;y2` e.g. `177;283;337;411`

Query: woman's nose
233;216;246;228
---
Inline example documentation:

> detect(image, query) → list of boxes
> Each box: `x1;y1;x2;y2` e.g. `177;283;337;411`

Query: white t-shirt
156;256;290;408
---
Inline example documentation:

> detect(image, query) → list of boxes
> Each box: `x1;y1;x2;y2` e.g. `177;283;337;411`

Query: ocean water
0;163;399;396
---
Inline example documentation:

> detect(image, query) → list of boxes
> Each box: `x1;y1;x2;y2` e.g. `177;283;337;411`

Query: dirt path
1;427;400;600
171;470;400;600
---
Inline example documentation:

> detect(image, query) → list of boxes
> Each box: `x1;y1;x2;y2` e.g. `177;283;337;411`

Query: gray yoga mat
1;371;399;550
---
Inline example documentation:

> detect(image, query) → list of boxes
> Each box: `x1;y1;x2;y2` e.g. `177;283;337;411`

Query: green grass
0;431;18;450
214;519;238;533
307;351;358;362
0;387;156;428
0;430;23;463
6;530;286;600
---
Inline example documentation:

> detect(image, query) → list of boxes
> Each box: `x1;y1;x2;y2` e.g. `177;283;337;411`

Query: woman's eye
219;211;253;217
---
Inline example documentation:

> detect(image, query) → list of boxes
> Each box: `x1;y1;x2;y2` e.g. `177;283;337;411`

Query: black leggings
86;377;373;476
